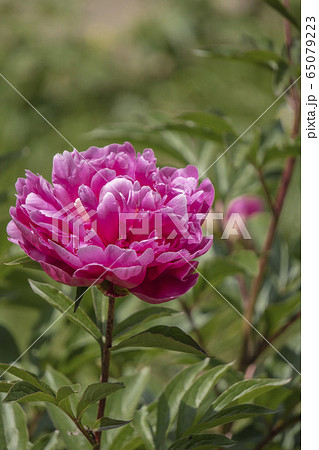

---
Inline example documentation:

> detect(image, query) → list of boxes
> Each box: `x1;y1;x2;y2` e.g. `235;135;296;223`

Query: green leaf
0;325;20;365
92;287;108;335
169;433;236;449
194;47;286;68
112;325;206;356
155;359;210;448
176;363;233;438
158;118;230;143
0;395;30;450
74;286;87;313
263;0;300;30
44;367;90;449
77;382;125;418
108;425;142;450
133;405;155;450
92;416;131;432
177;112;234;135
187;404;274;434
44;366;78;417
56;384;81;405
3;381;56;404
0;364;55;396
212;378;290;411
113;306;179;339
46;403;91;450
205;258;246;285
4;255;42;270
29;280;102;343
105;368;150;419
263;142;301;164
264;293;300;335
230;250;259;277
0;382;12;393
31;431;59;450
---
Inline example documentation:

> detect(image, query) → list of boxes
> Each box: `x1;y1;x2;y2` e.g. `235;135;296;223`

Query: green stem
94;295;115;448
71;416;96;446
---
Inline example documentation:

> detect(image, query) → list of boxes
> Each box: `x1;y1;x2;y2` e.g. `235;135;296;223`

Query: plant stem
247;310;301;366
255;166;276;216
94;295;115;448
239;155;297;368
239;0;300;370
71;417;96;446
254;414;301;450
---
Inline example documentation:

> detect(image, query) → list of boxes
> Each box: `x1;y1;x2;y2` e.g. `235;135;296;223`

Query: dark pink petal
131;262;199;303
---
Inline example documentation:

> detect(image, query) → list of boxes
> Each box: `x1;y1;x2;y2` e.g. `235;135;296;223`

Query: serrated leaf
56;384;80;405
29;280;102;344
113;306;178;339
187;404;274;434
212;378;290;411
92;416;131;432
169;433;236;449
4;255;42;270
155;359;209;448
0;364;55;396
176;363;233;438
112;325;206;356
3;381;56;404
133;405;155;450
77;382;125;418
263;0;300;30
0;396;30;450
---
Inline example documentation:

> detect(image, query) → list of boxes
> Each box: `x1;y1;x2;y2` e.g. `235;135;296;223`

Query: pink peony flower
7;143;214;303
226;195;264;221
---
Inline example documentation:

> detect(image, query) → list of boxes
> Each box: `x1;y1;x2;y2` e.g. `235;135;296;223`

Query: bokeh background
0;0;300;448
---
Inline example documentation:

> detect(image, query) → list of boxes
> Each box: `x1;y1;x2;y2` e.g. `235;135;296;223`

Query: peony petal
131;262;199;303
97;192;120;244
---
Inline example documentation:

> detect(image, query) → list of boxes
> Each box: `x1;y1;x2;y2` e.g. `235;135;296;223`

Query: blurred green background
0;0;300;448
